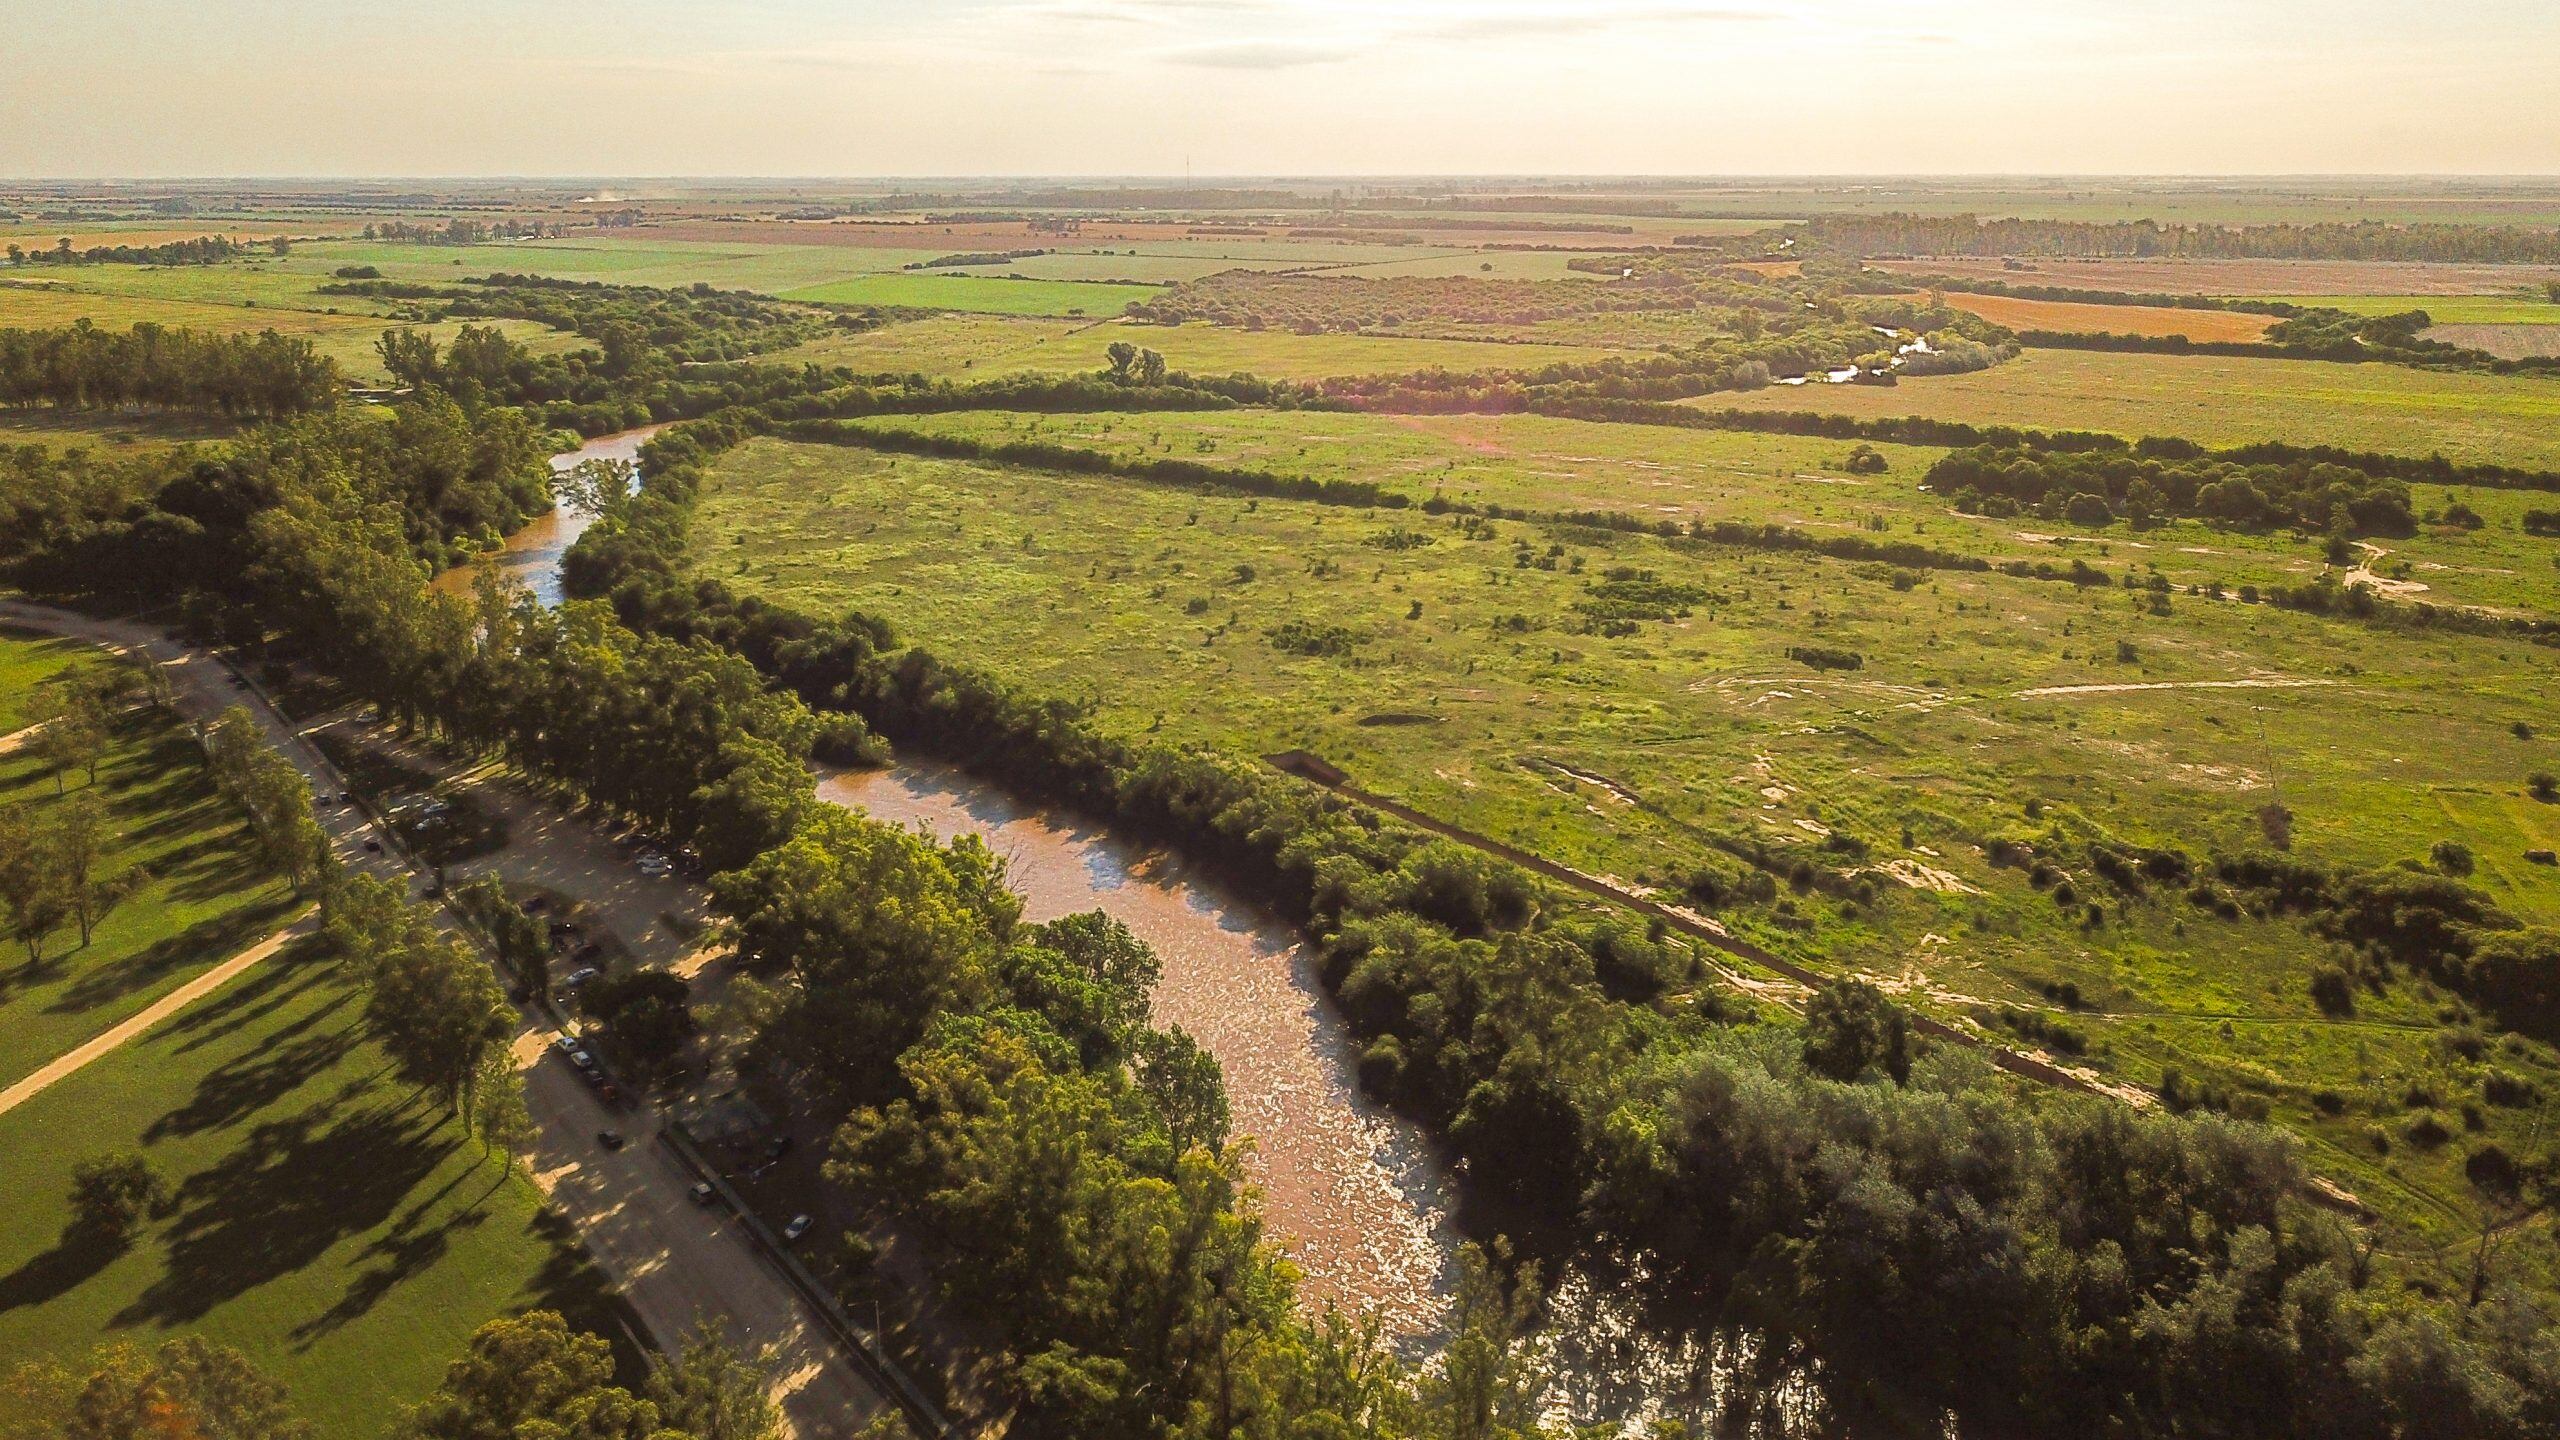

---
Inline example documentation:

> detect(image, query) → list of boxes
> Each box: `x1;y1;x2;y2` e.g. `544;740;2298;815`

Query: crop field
0;685;299;1088
779;271;1159;316
689;432;2560;1246
2428;323;2560;360
2255;294;2560;324
1709;348;2560;470
290;236;950;293
1936;292;2275;341
0;935;624;1439
1662;181;2560;228
1878;255;2560;297
0;276;577;383
779;313;1622;380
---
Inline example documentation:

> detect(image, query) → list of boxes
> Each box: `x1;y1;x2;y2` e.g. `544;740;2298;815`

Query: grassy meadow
776;314;1621;381
686;430;2560;1252
1707;348;2560;471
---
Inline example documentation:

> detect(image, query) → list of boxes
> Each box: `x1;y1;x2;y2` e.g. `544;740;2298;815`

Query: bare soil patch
1940;292;2274;341
2426;323;2560;359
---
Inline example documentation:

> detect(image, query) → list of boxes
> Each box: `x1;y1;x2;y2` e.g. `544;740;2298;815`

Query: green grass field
0;410;239;456
780;272;1160;316
0;275;576;383
0;701;300;1088
778;314;1622;381
0;936;627;1438
847;406;2560;614
1709;349;2560;471
2260;295;2560;325
0;628;90;734
690;432;2560;1257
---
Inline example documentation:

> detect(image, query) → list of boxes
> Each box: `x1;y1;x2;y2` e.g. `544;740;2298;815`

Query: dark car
597;1130;625;1151
689;1181;717;1206
765;1135;794;1161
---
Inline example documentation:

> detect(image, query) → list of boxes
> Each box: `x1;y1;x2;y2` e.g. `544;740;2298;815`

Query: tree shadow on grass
142;1001;363;1142
0;1225;126;1316
287;1158;500;1349
43;898;295;1021
113;1092;459;1329
155;938;340;1058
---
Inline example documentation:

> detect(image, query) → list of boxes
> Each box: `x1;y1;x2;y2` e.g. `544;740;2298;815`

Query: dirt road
0;917;310;1119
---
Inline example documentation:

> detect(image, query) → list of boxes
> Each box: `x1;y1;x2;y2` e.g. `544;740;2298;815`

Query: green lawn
0;628;91;734
693;434;2560;1260
0;936;629;1438
0;409;238;456
0;708;300;1088
1707;348;2560;471
779;272;1161;317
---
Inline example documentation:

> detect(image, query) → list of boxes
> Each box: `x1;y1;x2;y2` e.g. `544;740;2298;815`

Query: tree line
1925;443;2420;535
0;322;339;418
2;234;261;267
1765;212;2560;265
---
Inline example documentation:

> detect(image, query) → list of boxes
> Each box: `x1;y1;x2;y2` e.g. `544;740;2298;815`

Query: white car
782;1214;814;1243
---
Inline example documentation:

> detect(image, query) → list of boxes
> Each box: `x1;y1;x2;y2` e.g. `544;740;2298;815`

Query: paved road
0;599;891;1437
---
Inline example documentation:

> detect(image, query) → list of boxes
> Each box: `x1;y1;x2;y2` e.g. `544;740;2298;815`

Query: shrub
2431;839;2476;876
68;1152;168;1243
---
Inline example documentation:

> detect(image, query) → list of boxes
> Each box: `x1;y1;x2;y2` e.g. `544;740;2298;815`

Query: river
436;426;664;606
510;435;1726;1423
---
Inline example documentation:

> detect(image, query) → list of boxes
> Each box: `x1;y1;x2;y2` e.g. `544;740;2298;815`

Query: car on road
565;966;602;989
782;1214;813;1243
765;1135;794;1161
597;1130;625;1151
568;1048;596;1072
689;1182;717;1206
363;839;382;853
551;1033;585;1057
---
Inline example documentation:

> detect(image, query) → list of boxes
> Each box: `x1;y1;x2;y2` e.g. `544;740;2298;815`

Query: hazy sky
4;0;2554;177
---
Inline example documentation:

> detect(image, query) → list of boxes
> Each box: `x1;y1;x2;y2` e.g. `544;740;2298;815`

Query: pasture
778;272;1160;316
778;314;1622;380
1708;348;2560;471
688;434;2560;1251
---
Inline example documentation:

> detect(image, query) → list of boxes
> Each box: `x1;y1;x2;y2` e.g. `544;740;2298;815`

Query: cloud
1416;4;1776;41
1160;38;1358;68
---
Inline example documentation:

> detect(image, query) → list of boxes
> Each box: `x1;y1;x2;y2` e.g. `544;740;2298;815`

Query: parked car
765;1135;794;1161
689;1182;717;1206
782;1214;813;1243
568;1048;596;1072
597;1130;625;1152
550;1034;582;1057
564;967;601;988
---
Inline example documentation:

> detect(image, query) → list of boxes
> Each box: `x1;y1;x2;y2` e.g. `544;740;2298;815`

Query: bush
2309;966;2356;1017
2431;839;2475;876
68;1152;168;1243
2530;772;2558;802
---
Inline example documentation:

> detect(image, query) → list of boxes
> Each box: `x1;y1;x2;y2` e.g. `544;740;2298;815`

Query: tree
646;1325;783;1440
1105;341;1140;382
583;969;697;1085
1802;978;1912;1084
1418;1244;1548;1440
33;678;108;794
454;876;549;998
397;1311;664;1440
468;1050;534;1160
67;1152;167;1245
0;803;70;964
49;792;137;947
1;1338;310;1440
